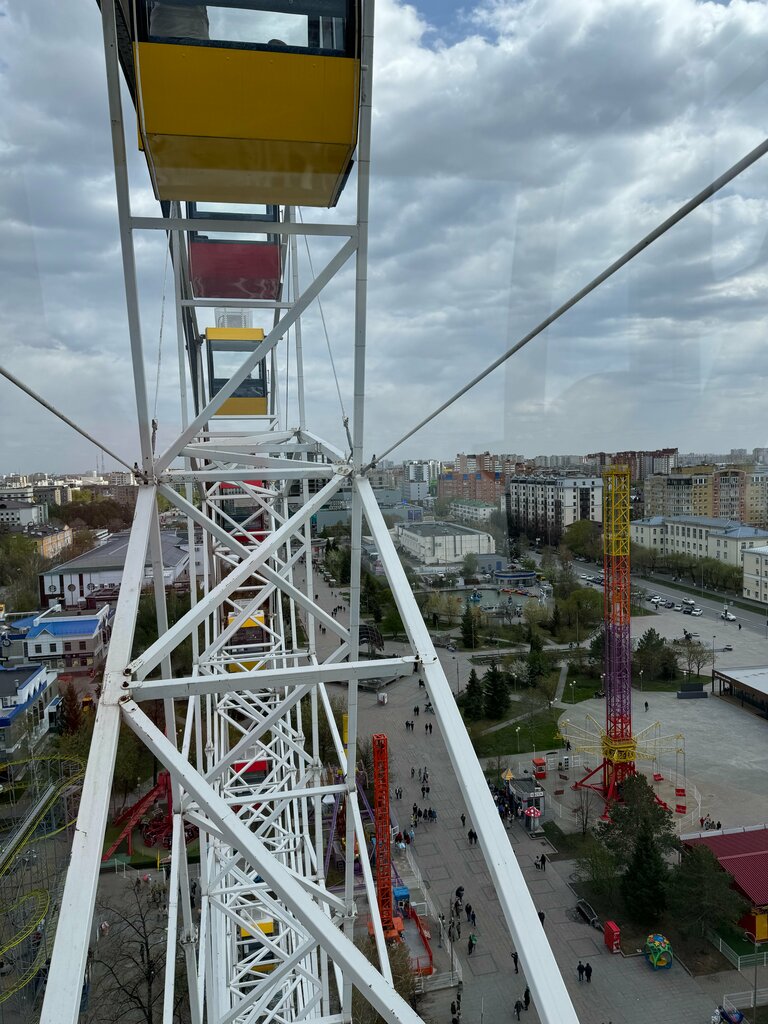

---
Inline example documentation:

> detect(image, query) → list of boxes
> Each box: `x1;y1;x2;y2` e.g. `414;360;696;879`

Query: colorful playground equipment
644;933;673;969
102;771;198;862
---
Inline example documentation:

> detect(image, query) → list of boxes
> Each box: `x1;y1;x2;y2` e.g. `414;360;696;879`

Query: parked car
683;606;693;614
691;608;703;616
664;600;675;608
673;604;683;611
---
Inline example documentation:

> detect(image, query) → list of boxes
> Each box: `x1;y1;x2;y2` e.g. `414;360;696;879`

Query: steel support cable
0;364;134;471
297;207;351;446
370;135;768;467
152;236;171;421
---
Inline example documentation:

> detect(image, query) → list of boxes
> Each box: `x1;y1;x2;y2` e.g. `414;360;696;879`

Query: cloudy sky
2;0;768;475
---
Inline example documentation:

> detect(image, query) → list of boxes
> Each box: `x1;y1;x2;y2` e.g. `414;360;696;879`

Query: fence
723;988;768;1015
402;846;463;990
708;932;768;972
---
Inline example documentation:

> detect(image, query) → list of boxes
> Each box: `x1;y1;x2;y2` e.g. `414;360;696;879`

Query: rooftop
44;531;189;573
714;665;768;699
0;665;43;698
400;522;490;537
683;825;768;906
26;618;101;640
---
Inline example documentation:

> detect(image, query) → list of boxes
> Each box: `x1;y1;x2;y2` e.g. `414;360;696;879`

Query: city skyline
3;1;768;472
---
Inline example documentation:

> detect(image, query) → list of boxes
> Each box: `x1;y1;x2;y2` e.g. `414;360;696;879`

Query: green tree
577;841;620;901
483;663;510;720
668;845;749;937
461;552;479;578
633;627;666;682
351;936;417;1024
621;820;668;923
563;519;603;560
460;605;481;649
59;682;83;736
595;774;679;863
526;632;546;687
460;669;485;721
678;637;713;679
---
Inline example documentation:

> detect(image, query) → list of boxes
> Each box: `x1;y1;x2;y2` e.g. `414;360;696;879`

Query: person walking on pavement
467;933;477;955
465;902;472;922
512;950;519;973
470;909;476;927
523;987;530;1011
514;998;524;1020
577;960;585;982
460;812;466;828
539;852;546;871
538;910;545;925
584;962;592;983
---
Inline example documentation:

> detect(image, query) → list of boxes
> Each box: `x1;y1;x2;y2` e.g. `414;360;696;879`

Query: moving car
723;644;733;652
721;611;736;621
691;608;703;616
650;595;661;604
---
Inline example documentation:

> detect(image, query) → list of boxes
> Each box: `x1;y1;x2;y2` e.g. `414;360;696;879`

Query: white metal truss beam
121;700;421;1024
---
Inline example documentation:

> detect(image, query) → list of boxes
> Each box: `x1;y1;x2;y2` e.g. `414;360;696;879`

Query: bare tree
572;787;599;837
86;878;190;1024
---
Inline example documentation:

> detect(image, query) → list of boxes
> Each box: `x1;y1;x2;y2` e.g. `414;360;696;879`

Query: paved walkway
303;570;767;1023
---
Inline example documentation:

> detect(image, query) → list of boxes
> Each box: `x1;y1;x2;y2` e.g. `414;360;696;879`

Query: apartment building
742;547;768;604
631;516;768;566
449;499;496;525
437;452;522;504
644;466;768;526
507;475;603;543
0;501;48;529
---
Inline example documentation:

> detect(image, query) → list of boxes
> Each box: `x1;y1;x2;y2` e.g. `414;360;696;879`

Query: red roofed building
683;825;768;940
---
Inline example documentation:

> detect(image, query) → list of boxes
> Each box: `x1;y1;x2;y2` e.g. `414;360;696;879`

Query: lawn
542;822;599;860
468;708;562;758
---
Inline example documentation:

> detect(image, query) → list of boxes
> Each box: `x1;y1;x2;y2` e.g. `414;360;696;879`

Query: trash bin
604;920;621;953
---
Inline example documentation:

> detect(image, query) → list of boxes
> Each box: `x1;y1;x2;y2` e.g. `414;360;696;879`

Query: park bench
575;899;601;930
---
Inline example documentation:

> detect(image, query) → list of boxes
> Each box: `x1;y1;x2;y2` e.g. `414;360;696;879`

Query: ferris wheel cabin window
142;1;356;57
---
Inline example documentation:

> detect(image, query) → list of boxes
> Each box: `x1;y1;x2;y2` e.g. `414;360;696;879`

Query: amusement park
2;1;768;1024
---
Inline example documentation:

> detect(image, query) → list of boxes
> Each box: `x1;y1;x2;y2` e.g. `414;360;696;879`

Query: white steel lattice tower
40;3;580;1023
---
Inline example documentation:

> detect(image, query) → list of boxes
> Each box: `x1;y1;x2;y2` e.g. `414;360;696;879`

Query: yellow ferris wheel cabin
205;326;268;416
133;1;361;206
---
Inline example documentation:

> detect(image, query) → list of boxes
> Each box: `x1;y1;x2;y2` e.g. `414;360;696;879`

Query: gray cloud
3;0;768;474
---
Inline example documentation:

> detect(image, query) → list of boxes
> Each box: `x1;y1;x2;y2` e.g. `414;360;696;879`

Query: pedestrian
512;950;519;973
644;700;649;712
429;722;433;734
577;960;585;982
538;910;545;925
514;998;524;1020
465;902;472;922
450;1001;457;1016
523;986;530;1010
739;622;742;630
470;910;476;926
411;767;415;778
467;932;477;955
421;784;426;798
448;922;455;942
418;768;422;781
456;919;461;938
425;723;429;734
540;852;546;872
426;784;430;795
584;962;592;983
467;829;473;845
461;812;466;828
455;886;464;901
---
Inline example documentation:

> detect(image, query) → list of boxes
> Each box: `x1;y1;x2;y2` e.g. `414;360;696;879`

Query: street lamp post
600;672;605;695
515;726;520;753
744;929;761;1018
711;635;716;692
570;681;575;705
639;669;644;693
